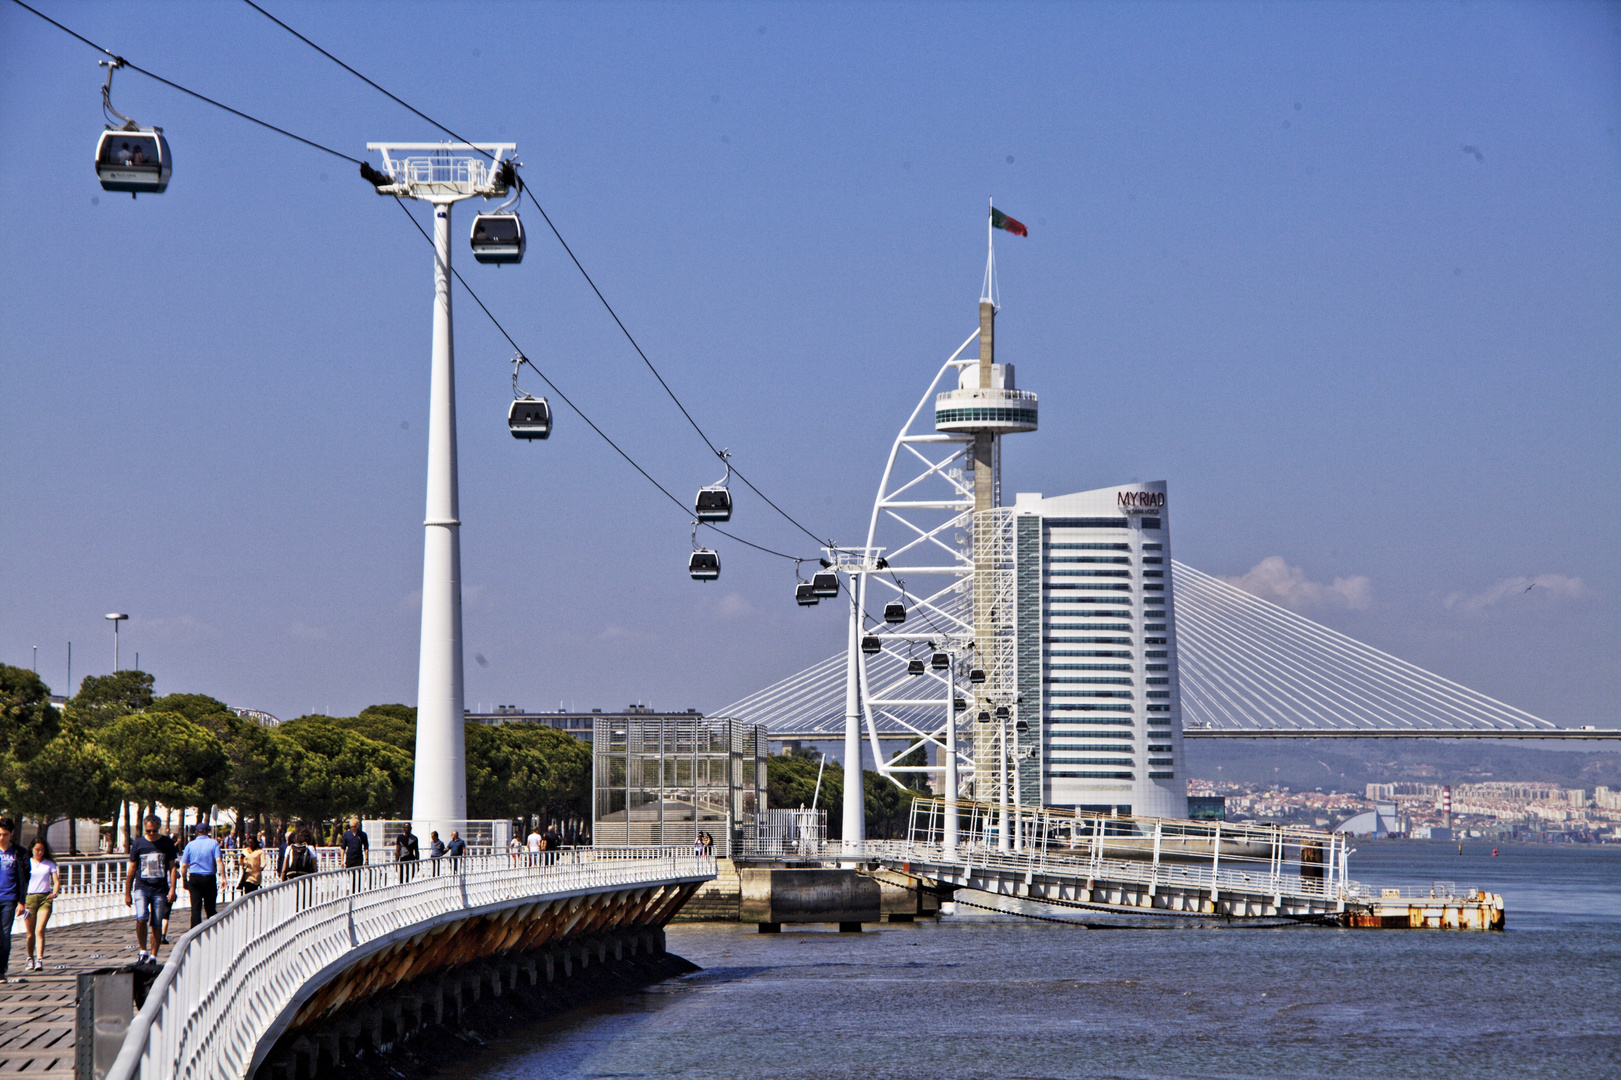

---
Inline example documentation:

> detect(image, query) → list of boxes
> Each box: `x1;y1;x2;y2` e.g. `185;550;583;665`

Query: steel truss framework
718;336;1614;757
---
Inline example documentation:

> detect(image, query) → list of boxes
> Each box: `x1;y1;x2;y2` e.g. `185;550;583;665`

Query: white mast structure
844;207;1037;851
366;142;517;836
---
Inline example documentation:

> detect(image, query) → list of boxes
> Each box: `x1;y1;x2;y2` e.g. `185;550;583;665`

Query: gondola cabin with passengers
93;60;170;197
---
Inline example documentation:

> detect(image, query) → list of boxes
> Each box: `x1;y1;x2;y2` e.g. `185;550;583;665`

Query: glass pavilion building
1010;482;1187;818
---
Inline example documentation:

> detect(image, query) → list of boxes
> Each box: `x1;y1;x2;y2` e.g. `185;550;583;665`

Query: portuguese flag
991;207;1028;236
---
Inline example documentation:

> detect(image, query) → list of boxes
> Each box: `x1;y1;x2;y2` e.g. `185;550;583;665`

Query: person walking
526;825;544;867
238;836;265;894
179;823;222;928
124;815;176;966
279;826;319;880
24;837;60;972
395;825;420;883
445;829;466;862
0;821;28;982
429;831;446;859
340;817;368;888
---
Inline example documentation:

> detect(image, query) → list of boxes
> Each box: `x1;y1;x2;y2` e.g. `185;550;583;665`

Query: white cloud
1220;556;1373;612
717;592;754;619
139;614;219;641
1443;574;1589;613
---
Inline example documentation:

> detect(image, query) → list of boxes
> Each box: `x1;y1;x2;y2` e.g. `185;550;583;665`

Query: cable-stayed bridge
721;561;1614;741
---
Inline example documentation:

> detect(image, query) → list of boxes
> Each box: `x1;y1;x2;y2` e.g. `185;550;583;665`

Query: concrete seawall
671;860;939;927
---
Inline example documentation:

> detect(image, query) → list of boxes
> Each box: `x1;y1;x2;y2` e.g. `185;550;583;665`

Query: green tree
278;716;410;822
219;721;301;834
0;664;62;761
150;693;234;732
103;711;231;814
766;749;842;838
353;704;416;752
480;724;592;823
69;670;154;730
7;730;116;853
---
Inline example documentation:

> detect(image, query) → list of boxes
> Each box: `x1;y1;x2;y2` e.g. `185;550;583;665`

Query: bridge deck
0;917;171;1075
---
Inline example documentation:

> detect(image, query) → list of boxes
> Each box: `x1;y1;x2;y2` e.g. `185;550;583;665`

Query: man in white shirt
526;826;544;865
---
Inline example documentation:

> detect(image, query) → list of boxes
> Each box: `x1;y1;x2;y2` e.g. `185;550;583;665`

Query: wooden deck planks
0;914;181;1074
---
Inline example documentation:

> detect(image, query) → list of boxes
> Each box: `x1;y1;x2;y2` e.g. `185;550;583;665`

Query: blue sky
2;1;1616;727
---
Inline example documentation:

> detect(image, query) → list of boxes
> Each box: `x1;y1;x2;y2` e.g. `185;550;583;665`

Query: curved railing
107;847;713;1080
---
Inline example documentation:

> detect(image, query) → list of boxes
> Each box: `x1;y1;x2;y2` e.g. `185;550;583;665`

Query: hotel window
1146;664;1168;672
1143;556;1163;564
1047;543;1130;551
1140;518;1161;529
1046;677;1133;685
1148;744;1173;753
1048;556;1131;564
1145;650;1167;658
1148;772;1175;780
1146;677;1169;685
1143;570;1164;577
1144;583;1165;591
1045;637;1132;645
1048;663;1132;671
1146;708;1172;715
1142;544;1163;551
1048;650;1133;659
1145;623;1167;631
1147;691;1171;698
1048;771;1135;780
1049;569;1131;577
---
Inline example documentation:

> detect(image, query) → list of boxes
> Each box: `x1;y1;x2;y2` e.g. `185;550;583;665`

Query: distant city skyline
2;2;1615;726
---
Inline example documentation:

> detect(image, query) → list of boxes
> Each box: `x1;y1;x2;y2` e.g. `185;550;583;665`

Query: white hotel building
1010;482;1187;819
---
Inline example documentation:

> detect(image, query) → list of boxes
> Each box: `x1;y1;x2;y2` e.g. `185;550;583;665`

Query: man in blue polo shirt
0;819;30;982
179;823;222;927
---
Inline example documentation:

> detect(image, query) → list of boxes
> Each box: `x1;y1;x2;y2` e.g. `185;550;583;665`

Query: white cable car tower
365;142;518;835
845;211;1037;851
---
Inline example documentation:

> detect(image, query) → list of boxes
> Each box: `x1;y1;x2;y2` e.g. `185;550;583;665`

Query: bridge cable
239;0;834;550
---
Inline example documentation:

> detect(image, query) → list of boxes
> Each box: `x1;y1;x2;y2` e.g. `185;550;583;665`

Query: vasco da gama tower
938;296;1187;820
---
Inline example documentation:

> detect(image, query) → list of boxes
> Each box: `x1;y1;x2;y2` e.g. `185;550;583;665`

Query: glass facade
591;715;766;856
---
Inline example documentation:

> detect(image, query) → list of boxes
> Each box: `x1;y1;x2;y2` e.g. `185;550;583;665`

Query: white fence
107;847;713;1080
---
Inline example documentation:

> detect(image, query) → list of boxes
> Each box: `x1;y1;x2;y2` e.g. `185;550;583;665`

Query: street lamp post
104;613;128;672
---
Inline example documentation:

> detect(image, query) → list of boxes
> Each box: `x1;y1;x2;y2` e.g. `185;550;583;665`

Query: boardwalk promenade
0;848;712;1079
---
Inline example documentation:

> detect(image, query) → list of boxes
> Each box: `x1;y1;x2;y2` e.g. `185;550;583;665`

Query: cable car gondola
695;449;733;522
689;549;720;581
969;668;986;684
810;571;839;598
508;355;551;439
94;61;170;197
931;652;950;671
907;659;925;676
861;635;881;655
884;601;907;624
995;706;1010;721
1015;720;1029;733
470;212;525;264
796;583;818;606
509;397;550;439
470;159;524;264
977;711;991;724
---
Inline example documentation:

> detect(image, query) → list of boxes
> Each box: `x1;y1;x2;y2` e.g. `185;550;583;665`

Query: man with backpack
279;826;319;880
394;825;420;883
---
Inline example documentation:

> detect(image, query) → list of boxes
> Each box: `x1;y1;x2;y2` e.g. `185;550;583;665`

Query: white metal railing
935;387;1038;405
855;837;1342;906
7;857;131;933
108;847;712;1080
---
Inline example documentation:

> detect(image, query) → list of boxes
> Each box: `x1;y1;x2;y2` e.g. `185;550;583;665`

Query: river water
450;843;1619;1079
